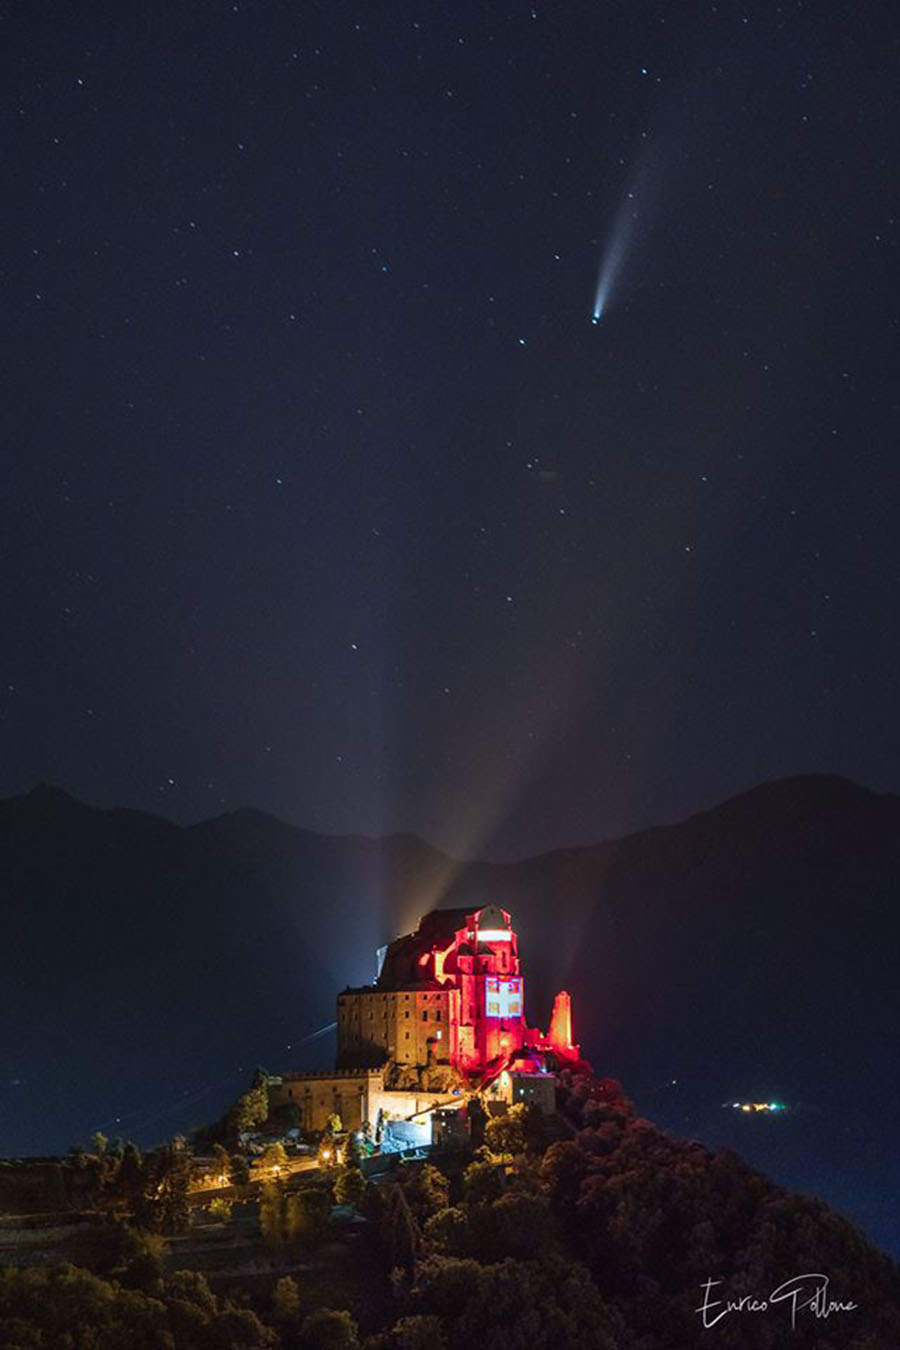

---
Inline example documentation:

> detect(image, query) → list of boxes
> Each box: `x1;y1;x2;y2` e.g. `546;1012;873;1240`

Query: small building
268;1067;384;1133
488;1068;558;1115
267;1066;461;1137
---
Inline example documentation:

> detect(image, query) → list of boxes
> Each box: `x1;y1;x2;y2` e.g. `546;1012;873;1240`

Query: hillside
1;775;898;1253
1;1067;899;1349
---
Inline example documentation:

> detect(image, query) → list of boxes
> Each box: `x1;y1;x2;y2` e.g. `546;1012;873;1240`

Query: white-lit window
483;976;523;1018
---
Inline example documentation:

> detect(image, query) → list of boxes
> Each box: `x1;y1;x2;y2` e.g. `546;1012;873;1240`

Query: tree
225;1068;270;1143
540;1140;589;1210
272;1275;301;1324
382;1184;422;1274
133;1137;192;1233
212;1142;231;1184
112;1227;167;1294
461;1159;502;1206
402;1253;625;1347
484;1104;527;1160
333;1165;366;1209
299;1307;359;1350
261;1142;289;1175
400;1163;449;1219
0;1264;174;1348
391;1315;446;1350
483;1191;555;1261
286;1187;331;1248
423;1206;470;1257
168;1268;217;1315
343;1131;364;1167
259;1182;285;1250
117;1142;145;1215
205;1305;277;1348
230;1153;251;1186
208;1197;232;1223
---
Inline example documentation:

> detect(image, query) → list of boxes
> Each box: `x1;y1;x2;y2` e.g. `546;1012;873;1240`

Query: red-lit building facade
337;903;577;1082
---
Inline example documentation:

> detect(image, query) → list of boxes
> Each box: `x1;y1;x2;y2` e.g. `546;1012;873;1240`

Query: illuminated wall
269;1068;383;1132
336;985;459;1069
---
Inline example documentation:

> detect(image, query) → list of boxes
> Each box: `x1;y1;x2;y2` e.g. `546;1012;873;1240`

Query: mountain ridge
8;769;896;861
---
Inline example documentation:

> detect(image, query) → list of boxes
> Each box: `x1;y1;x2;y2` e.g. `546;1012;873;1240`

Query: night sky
3;1;897;859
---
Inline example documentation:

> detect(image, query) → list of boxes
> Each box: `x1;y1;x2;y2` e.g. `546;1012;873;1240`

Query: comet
592;195;637;323
591;151;655;324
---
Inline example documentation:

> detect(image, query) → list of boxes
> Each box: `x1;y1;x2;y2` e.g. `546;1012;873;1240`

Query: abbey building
267;904;577;1142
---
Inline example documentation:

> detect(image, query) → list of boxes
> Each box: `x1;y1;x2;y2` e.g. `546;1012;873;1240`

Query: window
434;1030;442;1040
435;1010;442;1021
485;976;521;1018
405;1032;410;1040
422;1011;428;1021
405;1011;410;1019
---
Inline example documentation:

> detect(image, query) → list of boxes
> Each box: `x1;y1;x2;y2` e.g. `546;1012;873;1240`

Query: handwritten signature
696;1275;857;1330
